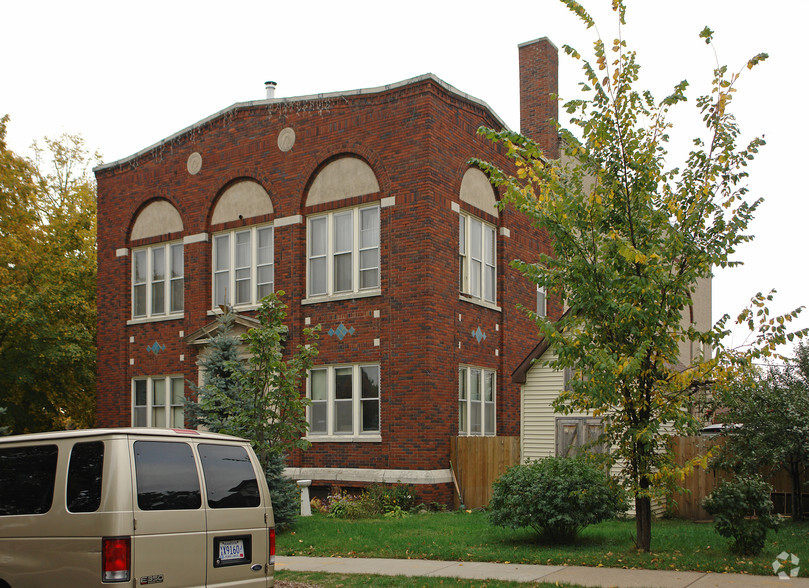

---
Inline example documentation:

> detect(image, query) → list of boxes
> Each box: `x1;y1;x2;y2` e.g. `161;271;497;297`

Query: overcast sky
4;0;807;356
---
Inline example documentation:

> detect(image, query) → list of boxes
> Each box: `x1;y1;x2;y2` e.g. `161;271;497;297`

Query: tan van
0;428;275;587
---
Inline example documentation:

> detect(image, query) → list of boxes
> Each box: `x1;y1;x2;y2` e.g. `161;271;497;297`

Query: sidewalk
277;556;809;587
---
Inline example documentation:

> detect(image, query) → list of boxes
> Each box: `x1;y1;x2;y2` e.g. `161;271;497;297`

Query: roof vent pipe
265;81;277;99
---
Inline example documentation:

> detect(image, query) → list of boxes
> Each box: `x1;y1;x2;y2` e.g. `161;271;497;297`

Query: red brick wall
96;59;558;502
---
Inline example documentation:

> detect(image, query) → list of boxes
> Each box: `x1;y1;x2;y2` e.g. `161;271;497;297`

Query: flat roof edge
94;74;510;173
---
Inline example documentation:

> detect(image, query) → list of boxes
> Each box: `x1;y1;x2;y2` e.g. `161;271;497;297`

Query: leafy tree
0;116;98;433
186;292;320;529
474;1;805;551
712;343;809;521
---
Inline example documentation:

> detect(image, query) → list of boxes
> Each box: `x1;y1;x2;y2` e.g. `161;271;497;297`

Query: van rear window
198;444;261;508
134;441;201;510
67;441;104;513
0;445;58;515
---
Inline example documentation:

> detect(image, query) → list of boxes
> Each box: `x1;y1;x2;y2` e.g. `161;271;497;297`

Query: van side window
198;444;261;508
0;445;58;516
67;441;104;513
134;441;201;510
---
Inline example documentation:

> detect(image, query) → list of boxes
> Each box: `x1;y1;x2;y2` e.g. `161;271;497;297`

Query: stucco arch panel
211;180;274;225
131;200;184;240
307;158;380;206
460;168;498;218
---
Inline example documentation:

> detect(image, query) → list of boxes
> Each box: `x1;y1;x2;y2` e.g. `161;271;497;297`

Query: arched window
210;180;275;309
458;169;498;305
305;158;381;301
130;201;184;320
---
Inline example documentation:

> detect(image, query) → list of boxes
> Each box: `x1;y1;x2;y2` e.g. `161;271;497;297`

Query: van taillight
269;528;276;566
102;537;131;582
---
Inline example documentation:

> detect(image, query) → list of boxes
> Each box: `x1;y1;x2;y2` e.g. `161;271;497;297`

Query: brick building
95;38;560;504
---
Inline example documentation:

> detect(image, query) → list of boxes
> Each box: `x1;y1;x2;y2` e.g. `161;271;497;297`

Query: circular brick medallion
187;152;202;175
278;127;295;152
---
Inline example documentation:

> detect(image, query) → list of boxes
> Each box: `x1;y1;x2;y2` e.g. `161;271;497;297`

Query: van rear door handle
251;564;262;571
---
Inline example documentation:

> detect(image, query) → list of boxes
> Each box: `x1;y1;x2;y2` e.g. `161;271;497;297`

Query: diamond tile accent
146;341;166;355
328;322;356;341
473;327;487;343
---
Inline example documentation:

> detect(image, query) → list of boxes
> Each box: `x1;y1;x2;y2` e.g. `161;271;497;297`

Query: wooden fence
450;436;520;509
669;436;809;520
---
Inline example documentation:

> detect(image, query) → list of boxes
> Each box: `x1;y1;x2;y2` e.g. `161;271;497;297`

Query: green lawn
276;511;809;577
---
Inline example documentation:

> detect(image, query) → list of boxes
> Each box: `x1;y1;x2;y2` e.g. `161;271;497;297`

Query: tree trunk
635;494;652;552
790;462;803;522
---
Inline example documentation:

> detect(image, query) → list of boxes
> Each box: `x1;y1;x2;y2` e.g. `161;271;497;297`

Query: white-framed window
459;213;496;304
132;242;183;319
537;285;547;318
307;364;380;438
212;225;274;308
307;205;380;299
133;376;185;428
458;366;496;436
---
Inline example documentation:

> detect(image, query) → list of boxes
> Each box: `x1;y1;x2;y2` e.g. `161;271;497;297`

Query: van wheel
0;579;10;588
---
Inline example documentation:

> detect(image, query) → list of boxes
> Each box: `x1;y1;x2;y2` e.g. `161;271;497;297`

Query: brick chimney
518;37;559;159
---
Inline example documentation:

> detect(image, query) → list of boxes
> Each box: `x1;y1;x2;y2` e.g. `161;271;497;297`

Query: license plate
218;539;245;561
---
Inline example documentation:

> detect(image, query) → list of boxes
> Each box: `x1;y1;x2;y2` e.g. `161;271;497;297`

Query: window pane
458;216;466;255
484;403;495;435
333;253;352;292
469;219;482;259
359;207;379;248
470;370;481;401
215;235;230;272
311;402;327;434
214;272;229;306
235;268;251;305
134;441;201;510
484;372;494;402
257;228;273;265
484;266;495;302
153;380;165;406
135;380;147;407
171;378;185;404
334;368;353;434
134;407;147;427
199;444;260;509
458;368;467;400
484;226;495;265
171;244;183;279
334;401;352;433
152;380;166;428
361;399;379;432
359;250;378;289
171;277;184;313
152;247;165;282
67;441;104;513
134;250;147;284
470;260;481;298
0;445;58;515
459;400;467;434
235;231;251;268
335;368;352;399
310;369;328;401
333;212;353;253
151;281;165;315
309;217;327;256
309;258;327;296
471;402;482;435
360;366;379;399
134;285;146;317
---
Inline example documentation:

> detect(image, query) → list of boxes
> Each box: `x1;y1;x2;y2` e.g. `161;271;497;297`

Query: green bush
488;457;627;543
702;475;780;556
323;484;417;519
